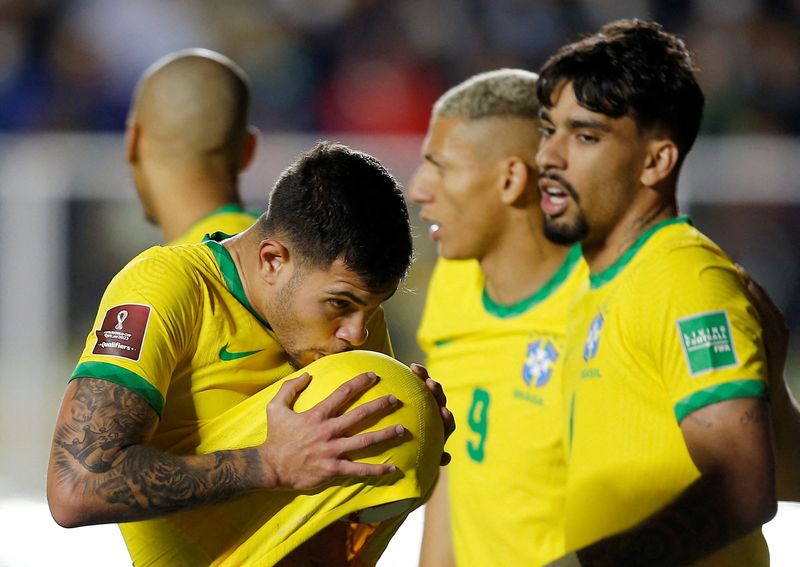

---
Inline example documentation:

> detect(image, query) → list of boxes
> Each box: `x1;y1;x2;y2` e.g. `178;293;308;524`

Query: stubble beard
543;211;589;246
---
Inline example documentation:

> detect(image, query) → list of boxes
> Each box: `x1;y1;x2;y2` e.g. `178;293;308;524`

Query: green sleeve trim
590;216;691;289
483;244;582;318
674;379;766;422
71;362;165;417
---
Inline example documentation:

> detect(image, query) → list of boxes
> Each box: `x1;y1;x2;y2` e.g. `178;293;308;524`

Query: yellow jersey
562;217;769;565
72;234;408;565
418;246;586;566
168;203;260;246
119;351;444;566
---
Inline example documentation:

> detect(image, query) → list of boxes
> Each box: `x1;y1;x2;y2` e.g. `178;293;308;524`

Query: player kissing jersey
71;234;412;565
418;246;586;566
119;351;444;566
562;217;769;566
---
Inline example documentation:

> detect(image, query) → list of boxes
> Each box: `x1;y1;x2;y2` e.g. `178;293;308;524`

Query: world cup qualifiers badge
93;304;151;361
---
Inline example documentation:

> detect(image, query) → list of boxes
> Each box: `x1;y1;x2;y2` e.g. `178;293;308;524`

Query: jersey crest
522;339;558;387
583;313;604;362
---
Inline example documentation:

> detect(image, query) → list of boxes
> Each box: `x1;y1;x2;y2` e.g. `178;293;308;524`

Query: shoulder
108;245;207;304
632;223;741;294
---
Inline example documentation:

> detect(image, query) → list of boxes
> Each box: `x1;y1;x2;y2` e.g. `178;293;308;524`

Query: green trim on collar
589;216;690;289
674;379;766;423
203;234;269;327
483;245;582;318
71;362;165;417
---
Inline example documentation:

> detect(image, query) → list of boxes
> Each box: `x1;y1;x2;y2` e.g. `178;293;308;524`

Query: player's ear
258;239;290;283
499;155;529;205
125;119;140;165
239;126;259;172
641;138;679;188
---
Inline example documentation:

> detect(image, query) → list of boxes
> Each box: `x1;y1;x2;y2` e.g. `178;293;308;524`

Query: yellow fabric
120;351;444;566
167;204;259;246
417;248;586;567
71;236;406;565
562;218;769;565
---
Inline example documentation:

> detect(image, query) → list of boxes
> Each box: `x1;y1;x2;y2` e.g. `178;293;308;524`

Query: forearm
47;377;275;527
419;469;455;567
48;441;273;527
574;472;775;567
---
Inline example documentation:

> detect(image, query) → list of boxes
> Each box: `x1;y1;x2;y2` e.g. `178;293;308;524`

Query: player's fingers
410;362;430;381
269;373;311;410
424;377;448;409
332;459;398;478
308;372;378;417
335;424;405;455
333;394;400;432
441;405;456;439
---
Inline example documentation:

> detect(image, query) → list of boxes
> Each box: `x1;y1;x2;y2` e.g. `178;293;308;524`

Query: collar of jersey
203;232;271;328
588;215;691;290
482;244;582;318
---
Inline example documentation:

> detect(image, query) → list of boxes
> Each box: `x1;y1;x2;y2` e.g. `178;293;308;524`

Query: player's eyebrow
330;290;368;306
566;118;613;132
538;108;613;133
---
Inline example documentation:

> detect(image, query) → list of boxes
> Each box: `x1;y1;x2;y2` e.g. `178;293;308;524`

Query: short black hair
538;19;704;163
259;141;413;291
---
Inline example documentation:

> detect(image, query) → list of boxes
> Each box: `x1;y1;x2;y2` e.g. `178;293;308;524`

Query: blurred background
0;0;798;564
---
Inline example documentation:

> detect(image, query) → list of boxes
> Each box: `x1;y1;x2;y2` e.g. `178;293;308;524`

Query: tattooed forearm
49;377;264;523
576;476;729;567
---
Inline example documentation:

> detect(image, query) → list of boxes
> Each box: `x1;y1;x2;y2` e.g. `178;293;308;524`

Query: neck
582;197;677;274
149;167;240;242
221;226;263;317
480;211;571;305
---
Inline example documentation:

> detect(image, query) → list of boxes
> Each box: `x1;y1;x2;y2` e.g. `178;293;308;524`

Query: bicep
680;397;774;508
49;377;158;487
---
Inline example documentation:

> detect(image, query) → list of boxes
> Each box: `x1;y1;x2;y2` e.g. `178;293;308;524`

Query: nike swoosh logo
219;345;264;361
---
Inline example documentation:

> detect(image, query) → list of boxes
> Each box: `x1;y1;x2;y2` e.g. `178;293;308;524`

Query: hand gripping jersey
417;246;586;566
168;203;260;246
119;351;444;566
72;235;431;565
562;217;769;566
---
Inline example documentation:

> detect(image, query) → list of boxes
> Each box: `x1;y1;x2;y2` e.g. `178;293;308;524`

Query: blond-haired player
410;69;587;566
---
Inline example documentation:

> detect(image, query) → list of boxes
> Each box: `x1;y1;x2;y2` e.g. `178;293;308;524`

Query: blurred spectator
0;0;797;134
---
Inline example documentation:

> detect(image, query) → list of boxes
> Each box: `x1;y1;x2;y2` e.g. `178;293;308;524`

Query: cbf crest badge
583;313;604;361
523;339;558;387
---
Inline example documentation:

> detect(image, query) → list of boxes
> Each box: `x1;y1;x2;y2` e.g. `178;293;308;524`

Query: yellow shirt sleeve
71;248;199;415
635;242;768;422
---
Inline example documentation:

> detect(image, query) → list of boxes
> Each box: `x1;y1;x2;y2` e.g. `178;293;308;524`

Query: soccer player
125;48;260;245
47;142;452;565
410;69;587;566
536;20;776;566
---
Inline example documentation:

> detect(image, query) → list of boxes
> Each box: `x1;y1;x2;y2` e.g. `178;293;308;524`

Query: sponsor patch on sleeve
676;310;737;376
92;304;151;361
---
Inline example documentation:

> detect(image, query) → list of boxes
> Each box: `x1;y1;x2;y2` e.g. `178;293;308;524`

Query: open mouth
538;179;571;217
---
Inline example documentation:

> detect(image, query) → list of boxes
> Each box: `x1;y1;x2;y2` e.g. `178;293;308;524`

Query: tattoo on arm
50;378;261;520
